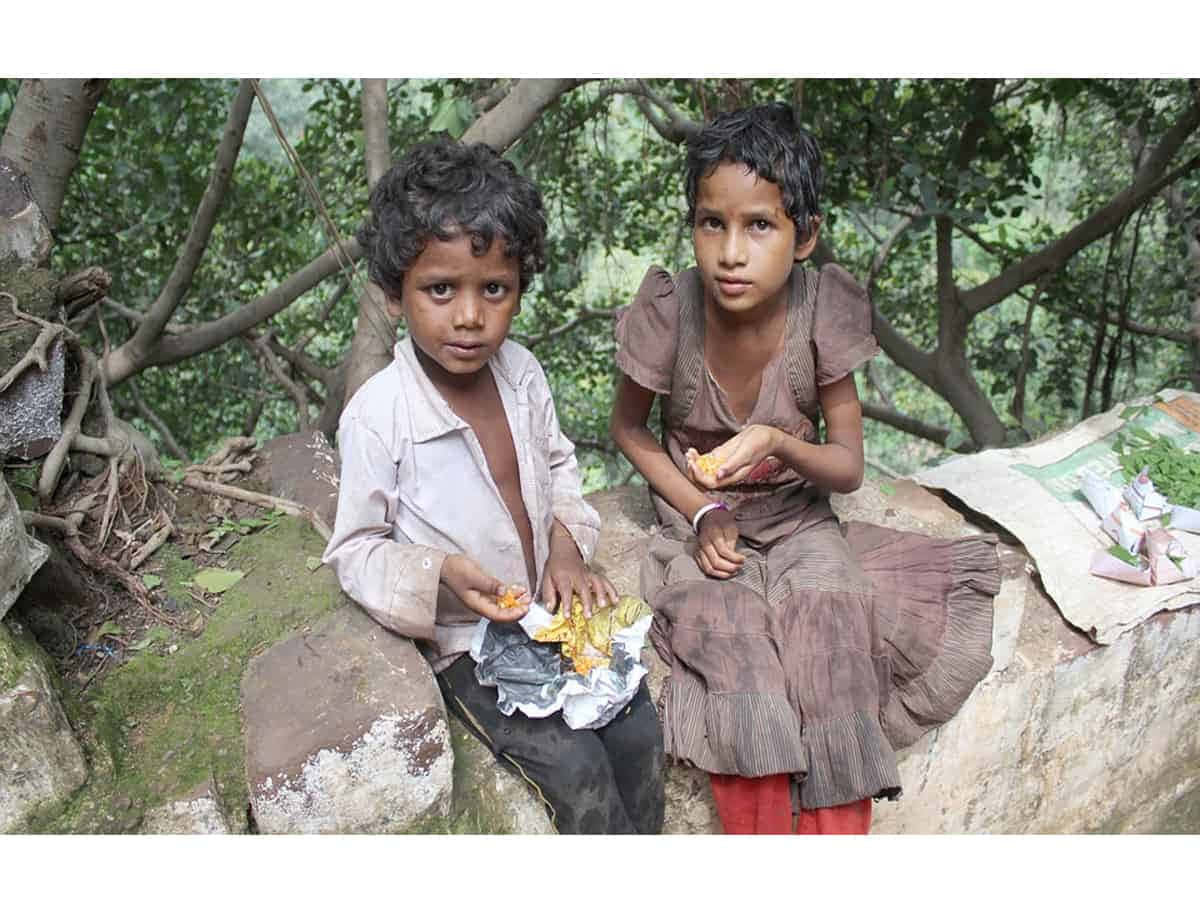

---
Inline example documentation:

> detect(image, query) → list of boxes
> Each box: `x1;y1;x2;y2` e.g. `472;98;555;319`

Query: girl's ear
794;216;822;262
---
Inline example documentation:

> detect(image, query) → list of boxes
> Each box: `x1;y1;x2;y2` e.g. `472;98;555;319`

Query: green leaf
141;574;163;589
1106;545;1142;567
95;620;123;638
193;568;245;594
878;483;896;496
305;556;324;572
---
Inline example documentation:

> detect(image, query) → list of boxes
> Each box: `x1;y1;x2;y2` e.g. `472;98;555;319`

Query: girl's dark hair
357;135;547;296
684;102;824;240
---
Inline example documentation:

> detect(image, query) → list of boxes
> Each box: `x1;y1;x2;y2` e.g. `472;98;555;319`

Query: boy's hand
695;506;745;579
440;554;530;623
687;425;780;489
541;542;618;619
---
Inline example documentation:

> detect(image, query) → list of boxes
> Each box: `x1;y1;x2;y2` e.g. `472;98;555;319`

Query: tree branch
120;80;254;363
860;401;956;448
361;79;390;190
962;95;1200;316
461;79;583;153
513;306;618;350
127;378;188;461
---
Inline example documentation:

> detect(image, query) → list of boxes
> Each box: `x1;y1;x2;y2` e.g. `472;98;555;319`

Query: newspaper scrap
916;389;1200;644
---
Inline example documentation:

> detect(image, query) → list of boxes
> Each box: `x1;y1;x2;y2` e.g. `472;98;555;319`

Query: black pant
437;654;665;834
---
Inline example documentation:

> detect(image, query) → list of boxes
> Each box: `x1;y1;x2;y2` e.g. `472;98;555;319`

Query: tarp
916;389;1200;644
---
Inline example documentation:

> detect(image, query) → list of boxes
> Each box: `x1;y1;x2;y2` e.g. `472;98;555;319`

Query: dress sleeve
812;263;879;386
613;265;679;394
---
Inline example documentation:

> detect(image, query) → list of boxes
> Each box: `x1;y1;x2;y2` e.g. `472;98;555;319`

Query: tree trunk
0;79;107;230
1166;183;1200;391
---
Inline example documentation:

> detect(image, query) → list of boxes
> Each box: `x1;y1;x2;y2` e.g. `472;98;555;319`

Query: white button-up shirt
322;337;600;672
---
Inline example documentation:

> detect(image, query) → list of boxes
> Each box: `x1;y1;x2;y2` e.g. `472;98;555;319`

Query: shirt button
422;557;432;570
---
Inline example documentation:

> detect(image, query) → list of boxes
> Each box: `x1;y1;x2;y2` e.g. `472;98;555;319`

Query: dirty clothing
615;262;1000;812
323;337;600;673
438;654;666;834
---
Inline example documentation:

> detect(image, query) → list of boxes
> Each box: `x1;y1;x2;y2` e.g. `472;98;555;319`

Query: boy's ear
794;216;822;262
383;288;404;321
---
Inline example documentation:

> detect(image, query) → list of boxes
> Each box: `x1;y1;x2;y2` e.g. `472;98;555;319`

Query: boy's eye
484;282;509;298
751;219;772;232
428;283;453;298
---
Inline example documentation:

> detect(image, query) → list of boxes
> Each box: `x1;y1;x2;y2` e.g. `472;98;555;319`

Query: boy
323;136;665;834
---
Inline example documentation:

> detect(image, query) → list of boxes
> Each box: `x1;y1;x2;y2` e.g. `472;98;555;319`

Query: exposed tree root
178;473;332;542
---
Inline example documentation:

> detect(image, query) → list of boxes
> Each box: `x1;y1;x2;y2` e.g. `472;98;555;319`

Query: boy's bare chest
444;385;522;491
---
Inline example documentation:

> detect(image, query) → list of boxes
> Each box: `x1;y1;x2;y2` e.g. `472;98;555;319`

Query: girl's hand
695;506;745;579
440;554;530;623
542;543;619;619
688;424;781;489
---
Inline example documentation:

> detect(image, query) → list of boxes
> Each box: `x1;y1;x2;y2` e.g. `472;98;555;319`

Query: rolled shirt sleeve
322;411;447;641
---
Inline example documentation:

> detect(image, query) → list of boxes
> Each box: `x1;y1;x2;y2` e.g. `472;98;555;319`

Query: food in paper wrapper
1145;528;1198;585
470;593;654;729
1099;502;1148;556
533;595;651;676
1167;503;1200;533
1089;545;1154;585
1081;470;1122;520
1122;467;1169;521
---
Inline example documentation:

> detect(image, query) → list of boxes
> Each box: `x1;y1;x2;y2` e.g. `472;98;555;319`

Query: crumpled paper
470;602;653;730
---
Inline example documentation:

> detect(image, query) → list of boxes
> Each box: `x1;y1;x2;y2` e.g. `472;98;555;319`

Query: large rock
141;777;235;835
0;619;87;832
241;602;453;834
1;473;48;620
589;480;1200;834
248;430;339;528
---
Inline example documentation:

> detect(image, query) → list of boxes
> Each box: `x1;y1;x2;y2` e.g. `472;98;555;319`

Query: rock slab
1;473;48;620
241;602;453;834
0;619;87;832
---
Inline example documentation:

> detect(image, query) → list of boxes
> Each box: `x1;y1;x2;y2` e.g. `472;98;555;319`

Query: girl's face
692;162;812;319
387;232;521;390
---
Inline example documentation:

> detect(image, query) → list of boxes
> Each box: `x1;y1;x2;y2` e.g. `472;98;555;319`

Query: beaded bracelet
691;501;728;534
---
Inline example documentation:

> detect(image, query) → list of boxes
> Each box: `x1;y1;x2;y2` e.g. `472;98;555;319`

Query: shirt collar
393;337;527;444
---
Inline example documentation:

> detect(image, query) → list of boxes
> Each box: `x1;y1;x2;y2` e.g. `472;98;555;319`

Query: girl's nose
719;228;747;267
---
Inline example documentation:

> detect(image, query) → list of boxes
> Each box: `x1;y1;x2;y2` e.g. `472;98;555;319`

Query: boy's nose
453;293;485;328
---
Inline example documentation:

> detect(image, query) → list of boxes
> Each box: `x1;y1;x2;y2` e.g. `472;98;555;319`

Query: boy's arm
321;415;445;641
541;377;600;564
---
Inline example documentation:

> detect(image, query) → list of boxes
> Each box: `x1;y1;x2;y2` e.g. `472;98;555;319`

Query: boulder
241;601;453;834
141;777;236;834
1;473;48;620
0;618;87;832
589;480;1200;834
248;430;339;528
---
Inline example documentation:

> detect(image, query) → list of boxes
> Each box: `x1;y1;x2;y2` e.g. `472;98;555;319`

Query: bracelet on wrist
691;501;728;533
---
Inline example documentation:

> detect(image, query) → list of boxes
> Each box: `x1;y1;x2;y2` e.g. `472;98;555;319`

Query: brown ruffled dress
615;262;1000;809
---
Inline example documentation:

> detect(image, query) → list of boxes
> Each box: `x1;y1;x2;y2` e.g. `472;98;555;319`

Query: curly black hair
684;103;823;242
357;135;547;297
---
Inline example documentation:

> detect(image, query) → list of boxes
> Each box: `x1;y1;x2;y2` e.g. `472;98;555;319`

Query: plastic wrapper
470;600;653;730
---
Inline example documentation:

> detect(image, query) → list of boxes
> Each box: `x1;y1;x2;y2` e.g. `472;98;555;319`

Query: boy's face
692;162;817;318
387;232;521;388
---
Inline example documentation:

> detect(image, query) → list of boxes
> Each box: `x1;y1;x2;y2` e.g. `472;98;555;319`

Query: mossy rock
27;516;343;833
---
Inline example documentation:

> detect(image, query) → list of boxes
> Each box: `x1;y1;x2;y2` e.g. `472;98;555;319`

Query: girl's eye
699;216;722;231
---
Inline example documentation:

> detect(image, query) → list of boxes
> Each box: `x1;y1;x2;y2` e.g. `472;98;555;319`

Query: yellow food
532;595;651;676
694;452;721;479
496;585;524;609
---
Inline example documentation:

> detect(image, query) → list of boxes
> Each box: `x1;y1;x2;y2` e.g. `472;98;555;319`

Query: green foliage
3;77;1196;483
1113;428;1200;508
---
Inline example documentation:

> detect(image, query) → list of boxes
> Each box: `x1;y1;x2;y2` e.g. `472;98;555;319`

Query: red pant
709;773;872;834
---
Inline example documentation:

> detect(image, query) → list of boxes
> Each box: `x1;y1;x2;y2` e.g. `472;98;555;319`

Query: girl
610;103;1000;834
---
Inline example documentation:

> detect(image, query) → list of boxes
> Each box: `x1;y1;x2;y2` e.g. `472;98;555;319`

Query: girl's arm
701;374;866;494
610;374;745;577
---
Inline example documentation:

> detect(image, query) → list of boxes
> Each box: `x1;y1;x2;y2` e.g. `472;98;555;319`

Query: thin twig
179;474;332;542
